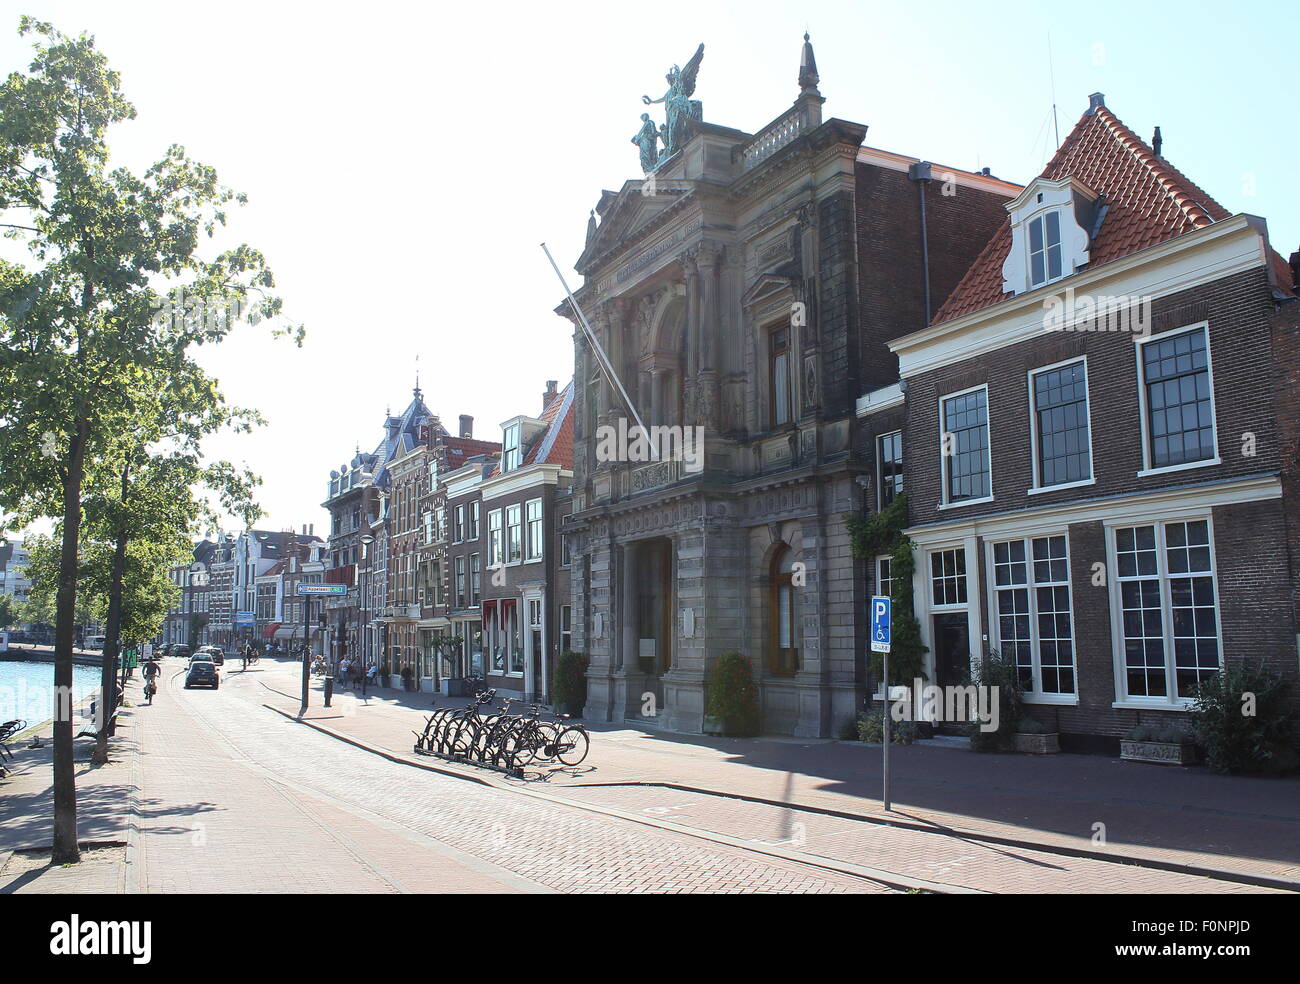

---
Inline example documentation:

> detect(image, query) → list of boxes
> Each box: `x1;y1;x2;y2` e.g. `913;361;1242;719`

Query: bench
73;710;118;742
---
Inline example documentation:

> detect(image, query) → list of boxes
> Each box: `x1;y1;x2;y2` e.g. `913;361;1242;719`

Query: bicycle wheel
499;720;534;768
553;726;590;766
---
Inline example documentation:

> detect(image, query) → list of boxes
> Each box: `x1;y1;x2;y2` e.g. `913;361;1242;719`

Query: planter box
1013;732;1060;755
1120;739;1198;765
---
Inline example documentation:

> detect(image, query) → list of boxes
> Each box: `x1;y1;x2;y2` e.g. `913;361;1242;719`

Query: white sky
4;0;1295;540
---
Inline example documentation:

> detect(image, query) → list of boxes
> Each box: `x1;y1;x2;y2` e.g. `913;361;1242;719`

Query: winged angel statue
632;43;704;173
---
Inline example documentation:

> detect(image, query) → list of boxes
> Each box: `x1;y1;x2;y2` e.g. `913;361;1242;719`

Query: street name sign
298;583;347;596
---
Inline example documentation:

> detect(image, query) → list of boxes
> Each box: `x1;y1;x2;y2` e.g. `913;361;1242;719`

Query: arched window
771;545;801;676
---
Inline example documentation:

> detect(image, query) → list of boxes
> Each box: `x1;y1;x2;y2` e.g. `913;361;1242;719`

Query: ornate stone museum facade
557;37;1020;736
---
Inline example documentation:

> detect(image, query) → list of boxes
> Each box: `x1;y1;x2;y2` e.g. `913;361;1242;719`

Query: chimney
1087;92;1106;115
542;379;558;411
1290;249;1300;293
459;414;473;439
1152;126;1163;158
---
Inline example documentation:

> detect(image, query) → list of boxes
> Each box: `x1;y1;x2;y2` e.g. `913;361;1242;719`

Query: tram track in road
231;662;1294;895
150;662;902;893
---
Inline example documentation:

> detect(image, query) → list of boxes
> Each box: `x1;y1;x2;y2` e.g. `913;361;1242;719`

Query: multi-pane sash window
878;431;903;508
453;505;464;543
454;556;466;609
469;554;481;606
1032;361;1091;487
559;605;572;655
508;604;523;674
1114;520;1219;700
942;389;990;502
488;509;503;566
525;498;543;561
506;504;522;563
992;535;1075;695
876;555;893;600
930;548;968;606
468;502;479;540
1141;327;1214;469
1028;210;1062;287
503;424;521;472
770;326;792;427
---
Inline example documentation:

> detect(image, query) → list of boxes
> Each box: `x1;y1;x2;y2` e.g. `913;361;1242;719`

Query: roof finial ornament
799;31;820;95
1152;126;1163;158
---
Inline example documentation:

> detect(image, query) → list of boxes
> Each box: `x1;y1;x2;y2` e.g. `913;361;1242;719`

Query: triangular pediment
741;272;798;310
578;180;691;271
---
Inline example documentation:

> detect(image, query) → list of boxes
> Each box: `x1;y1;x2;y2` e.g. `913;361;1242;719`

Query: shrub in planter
969;650;1024;753
1120;725;1197;765
551;651;587;716
704;652;759;737
399;665;415;691
379;661;392;685
1013;716;1060;754
855;711;917;745
1188;663;1297;775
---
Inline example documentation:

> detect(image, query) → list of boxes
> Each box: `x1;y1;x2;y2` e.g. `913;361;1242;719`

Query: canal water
0;660;104;725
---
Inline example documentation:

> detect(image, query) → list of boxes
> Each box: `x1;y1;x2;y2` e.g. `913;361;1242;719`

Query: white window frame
453;504;465;544
525;497;544;562
503;424;522;472
938;384;993;509
1105;514;1224;709
928;546;970;611
506;503;523;565
1134;322;1220;478
875;554;894;600
1027;207;1065;289
985;533;1079;704
1027;356;1095;495
468;501;480;541
488;509;503;567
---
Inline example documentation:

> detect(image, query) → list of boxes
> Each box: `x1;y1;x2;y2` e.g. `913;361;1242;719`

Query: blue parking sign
870;595;891;653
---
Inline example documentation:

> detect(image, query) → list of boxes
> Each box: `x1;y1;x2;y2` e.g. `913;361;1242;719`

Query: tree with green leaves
0;19;299;863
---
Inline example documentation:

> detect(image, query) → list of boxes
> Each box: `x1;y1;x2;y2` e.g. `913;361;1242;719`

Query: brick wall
905;267;1282;530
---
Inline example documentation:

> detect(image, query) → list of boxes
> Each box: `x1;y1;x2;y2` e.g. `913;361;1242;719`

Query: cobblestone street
125;661;893;893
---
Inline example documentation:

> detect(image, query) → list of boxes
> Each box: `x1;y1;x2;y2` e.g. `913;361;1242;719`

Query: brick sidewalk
264;663;1300;889
0;693;138;893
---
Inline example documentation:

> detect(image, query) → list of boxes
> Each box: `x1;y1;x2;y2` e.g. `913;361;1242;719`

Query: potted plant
379;661;391;688
854;710;918;745
1120;725;1197;765
1013;716;1060;754
969;650;1024;753
400;665;415;692
703;651;759;737
552;651;587;717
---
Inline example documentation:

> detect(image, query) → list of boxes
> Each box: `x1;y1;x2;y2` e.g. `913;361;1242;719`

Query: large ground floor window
990;533;1076;697
1112;518;1220;701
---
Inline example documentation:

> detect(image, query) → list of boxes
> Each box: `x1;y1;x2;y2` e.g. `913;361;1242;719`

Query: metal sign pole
871;594;893;812
300;595;310;716
882;645;891;812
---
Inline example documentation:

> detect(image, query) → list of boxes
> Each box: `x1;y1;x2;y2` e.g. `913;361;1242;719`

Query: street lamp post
360;534;374;678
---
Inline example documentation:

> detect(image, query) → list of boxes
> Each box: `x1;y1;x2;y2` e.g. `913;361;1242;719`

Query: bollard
324;676;333;707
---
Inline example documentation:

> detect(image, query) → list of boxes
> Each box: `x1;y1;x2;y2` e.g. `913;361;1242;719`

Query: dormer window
1001;176;1098;297
503;423;521;472
1028;210;1063;287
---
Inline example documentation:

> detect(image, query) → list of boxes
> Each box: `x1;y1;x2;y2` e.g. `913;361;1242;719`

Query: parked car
197;645;225;665
171;645;192;660
184;660;219;690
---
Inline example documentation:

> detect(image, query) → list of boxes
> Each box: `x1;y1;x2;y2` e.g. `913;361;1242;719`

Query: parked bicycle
413;691;589;773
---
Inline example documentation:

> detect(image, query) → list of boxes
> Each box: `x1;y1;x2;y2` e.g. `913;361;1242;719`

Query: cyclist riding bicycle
142;658;160;703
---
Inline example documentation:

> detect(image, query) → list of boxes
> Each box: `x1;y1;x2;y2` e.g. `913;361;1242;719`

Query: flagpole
541;242;655;455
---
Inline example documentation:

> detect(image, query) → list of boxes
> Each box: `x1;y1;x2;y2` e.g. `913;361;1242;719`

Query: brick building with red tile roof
875;93;1299;749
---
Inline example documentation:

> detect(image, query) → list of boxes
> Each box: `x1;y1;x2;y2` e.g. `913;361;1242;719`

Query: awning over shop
263;622;281;639
481;600;496;626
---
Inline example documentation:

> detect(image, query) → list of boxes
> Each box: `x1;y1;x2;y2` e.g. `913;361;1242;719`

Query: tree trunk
94;524;130;764
52;417;88;865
